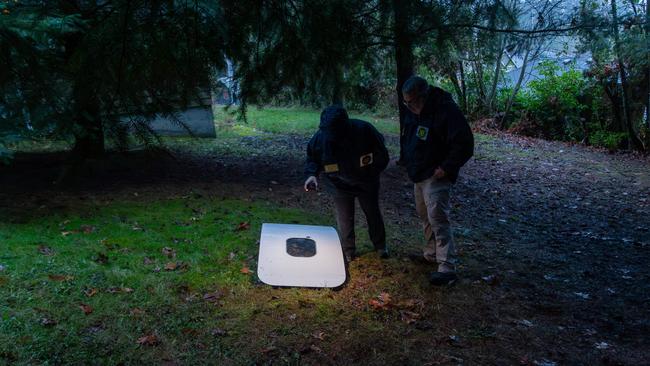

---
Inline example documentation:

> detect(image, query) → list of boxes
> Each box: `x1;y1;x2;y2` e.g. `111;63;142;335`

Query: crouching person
304;105;389;262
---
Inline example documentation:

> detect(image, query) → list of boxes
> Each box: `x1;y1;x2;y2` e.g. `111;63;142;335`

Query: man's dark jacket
305;109;389;193
402;86;474;183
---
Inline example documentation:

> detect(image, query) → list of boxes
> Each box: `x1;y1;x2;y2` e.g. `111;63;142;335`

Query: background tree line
2;0;649;165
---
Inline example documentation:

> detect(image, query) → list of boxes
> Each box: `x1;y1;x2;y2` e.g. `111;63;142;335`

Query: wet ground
1;131;649;365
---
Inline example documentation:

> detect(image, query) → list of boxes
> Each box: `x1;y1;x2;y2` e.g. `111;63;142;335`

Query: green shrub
590;129;627;150
521;61;587;140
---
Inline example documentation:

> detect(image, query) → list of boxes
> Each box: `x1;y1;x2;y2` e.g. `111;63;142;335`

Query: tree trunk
71;81;105;159
447;69;464;113
393;0;414;162
473;57;486;113
603;84;624;132
646;0;650;129
331;65;343;106
459;60;467;114
612;0;644;150
487;37;505;114
501;47;531;129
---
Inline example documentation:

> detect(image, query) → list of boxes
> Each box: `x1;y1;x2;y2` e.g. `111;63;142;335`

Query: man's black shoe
429;272;457;286
376;248;389;259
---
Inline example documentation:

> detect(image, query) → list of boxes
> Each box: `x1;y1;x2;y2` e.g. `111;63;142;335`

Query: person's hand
433;167;446;179
304;176;318;191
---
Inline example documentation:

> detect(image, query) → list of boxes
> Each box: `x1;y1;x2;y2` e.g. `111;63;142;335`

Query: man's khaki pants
414;176;456;273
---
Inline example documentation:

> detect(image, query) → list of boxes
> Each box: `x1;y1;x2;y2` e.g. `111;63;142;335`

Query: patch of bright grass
214;106;400;136
0;196;335;364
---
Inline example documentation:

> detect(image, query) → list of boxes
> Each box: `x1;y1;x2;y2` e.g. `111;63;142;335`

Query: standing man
304;105;389;262
400;76;474;285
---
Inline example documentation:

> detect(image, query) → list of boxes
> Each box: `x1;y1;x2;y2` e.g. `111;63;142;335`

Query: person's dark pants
333;185;386;256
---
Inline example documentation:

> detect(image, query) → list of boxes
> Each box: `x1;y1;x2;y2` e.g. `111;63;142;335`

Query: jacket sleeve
304;134;322;178
370;125;389;173
440;103;474;176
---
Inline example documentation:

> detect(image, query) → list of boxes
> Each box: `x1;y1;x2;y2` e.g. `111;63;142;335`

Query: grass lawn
0;196;341;364
0;106;421;364
4;106;644;365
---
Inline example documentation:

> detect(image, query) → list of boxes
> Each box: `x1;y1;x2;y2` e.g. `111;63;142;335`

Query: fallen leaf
162;247;176;258
203;290;224;303
397;298;423;310
260;346;278;354
211;328;227;337
240;266;253;274
80;225;96;234
595;341;610;350
164;262;178;271
48;274;73;282
40;318;57;327
310;345;322;353
312;331;326;340
130;308;145;316
519;319;534;327
137;334;160;346
38;245;55;256
106;287;133;294
143;256;154;265
61;231;77;236
235;222;250;231
84;288;98;297
79;303;93;315
369;292;393;311
400;310;421;324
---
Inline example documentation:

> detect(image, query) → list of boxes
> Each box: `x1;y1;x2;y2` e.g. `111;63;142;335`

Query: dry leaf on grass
40;317;57;327
235;222;250;231
38;245;55;256
48;274;73;282
240;266;253;274
369;292;392;310
203;290;224;303
80;225;96;234
84;288;98;297
211;328;227;337
130;308;145;316
260;346;278;354
106;287;134;294
162;247;176;258
79;303;93;315
164;262;178;271
400;310;421;324
137;334;160;346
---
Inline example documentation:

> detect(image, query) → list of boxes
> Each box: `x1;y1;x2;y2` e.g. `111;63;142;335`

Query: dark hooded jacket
305;106;389;193
401;86;474;183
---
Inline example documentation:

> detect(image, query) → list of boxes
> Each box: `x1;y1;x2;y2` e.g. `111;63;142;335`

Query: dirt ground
1;130;649;365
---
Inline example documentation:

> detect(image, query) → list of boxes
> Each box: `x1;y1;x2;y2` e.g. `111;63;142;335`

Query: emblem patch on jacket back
324;164;339;173
359;153;374;167
416;126;429;140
